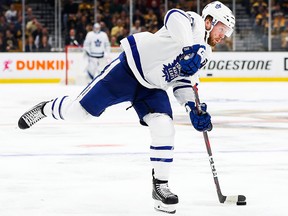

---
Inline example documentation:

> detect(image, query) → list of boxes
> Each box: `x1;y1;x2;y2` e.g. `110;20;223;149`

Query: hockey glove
179;45;206;77
185;101;213;132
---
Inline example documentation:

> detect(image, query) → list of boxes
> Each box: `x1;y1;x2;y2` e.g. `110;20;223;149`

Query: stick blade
223;195;246;205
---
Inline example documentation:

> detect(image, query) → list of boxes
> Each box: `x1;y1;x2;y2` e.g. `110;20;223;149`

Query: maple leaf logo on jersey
94;39;102;47
162;55;182;82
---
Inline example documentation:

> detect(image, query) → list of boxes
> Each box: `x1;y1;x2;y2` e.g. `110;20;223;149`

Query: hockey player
83;23;111;81
18;1;235;214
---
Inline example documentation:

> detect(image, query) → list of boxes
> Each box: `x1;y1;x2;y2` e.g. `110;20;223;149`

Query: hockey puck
236;195;246;205
236;201;247;206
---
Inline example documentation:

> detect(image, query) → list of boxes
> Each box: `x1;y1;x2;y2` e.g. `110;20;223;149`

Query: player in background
83;23;111;81
18;1;235;214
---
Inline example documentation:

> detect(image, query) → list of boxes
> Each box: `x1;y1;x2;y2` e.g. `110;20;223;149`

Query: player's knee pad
144;113;175;181
143;113;175;146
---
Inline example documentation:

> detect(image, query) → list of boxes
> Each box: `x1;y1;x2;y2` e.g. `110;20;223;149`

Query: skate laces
156;182;173;198
22;106;45;127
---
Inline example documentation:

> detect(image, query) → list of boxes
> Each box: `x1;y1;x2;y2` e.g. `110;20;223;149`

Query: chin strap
205;18;218;43
204;25;213;44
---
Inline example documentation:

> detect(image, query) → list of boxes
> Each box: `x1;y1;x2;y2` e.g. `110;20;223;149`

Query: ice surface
0;82;288;216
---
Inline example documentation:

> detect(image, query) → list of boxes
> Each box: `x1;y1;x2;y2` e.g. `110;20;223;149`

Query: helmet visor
214;21;234;37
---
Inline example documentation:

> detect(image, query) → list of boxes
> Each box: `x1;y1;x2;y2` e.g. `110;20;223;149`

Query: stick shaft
192;85;226;203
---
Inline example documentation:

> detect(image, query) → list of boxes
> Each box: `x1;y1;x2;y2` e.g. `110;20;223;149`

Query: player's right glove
179;45;205;77
185;101;213;132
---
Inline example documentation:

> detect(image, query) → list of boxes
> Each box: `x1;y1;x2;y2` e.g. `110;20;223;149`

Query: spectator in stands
3;29;18;51
66;13;77;31
254;7;268;35
149;0;160;18
116;26;128;44
5;4;17;24
26;7;34;23
75;15;88;41
26;17;40;38
102;8;113;30
133;9;145;26
130;19;142;35
14;14;23;38
110;35;119;47
251;0;267;17
272;3;286;34
135;0;147;15
110;18;124;38
7;19;22;49
99;21;110;36
0;15;8;33
62;0;79;30
38;35;52;52
65;28;79;46
25;34;37;52
35;27;52;49
109;0;123;14
144;8;158;32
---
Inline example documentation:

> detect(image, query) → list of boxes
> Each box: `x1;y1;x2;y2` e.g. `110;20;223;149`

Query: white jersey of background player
18;1;235;214
83;23;111;80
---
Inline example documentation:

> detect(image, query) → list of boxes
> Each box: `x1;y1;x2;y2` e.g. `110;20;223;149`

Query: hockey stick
192;84;246;205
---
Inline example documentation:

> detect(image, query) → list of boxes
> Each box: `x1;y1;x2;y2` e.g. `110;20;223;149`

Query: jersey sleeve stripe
173;85;192;92
127;35;149;83
164;9;189;28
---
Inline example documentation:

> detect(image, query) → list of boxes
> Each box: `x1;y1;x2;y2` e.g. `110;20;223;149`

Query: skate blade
154;200;177;214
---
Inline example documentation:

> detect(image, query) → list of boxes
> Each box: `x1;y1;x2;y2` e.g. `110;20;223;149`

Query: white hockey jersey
83;31;111;58
120;9;212;105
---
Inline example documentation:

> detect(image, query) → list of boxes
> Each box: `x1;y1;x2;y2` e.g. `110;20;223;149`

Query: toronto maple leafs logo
162;54;182;82
215;3;221;9
94;39;102;47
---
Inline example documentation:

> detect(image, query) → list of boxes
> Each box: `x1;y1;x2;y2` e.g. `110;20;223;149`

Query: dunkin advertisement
0;53;67;83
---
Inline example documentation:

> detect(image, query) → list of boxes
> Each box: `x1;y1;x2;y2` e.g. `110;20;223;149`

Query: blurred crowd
0;0;53;52
247;0;288;49
62;0;201;47
0;0;287;52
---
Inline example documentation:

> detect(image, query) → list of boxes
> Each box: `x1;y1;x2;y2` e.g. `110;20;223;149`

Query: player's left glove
179;45;206;77
185;101;213;132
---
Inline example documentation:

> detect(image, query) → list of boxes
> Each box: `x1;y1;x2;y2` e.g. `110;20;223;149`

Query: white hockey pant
144;113;175;181
43;96;91;121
